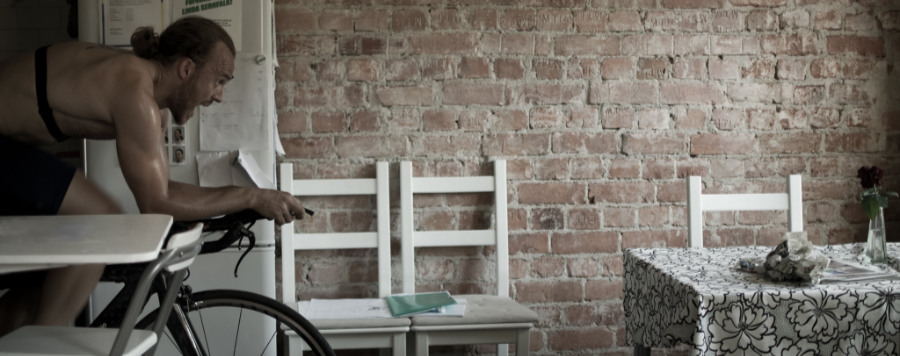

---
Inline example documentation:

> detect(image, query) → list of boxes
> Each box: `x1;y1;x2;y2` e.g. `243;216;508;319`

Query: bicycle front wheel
137;289;334;356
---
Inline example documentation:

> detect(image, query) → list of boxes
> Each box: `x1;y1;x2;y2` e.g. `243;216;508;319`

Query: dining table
624;243;900;356
0;214;173;274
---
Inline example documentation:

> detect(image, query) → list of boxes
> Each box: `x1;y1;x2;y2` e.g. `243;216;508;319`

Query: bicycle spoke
197;306;211;355
259;327;277;356
232;308;242;356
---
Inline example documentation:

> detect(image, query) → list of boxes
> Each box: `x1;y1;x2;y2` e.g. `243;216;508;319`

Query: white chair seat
410;295;538;327
0;325;156;356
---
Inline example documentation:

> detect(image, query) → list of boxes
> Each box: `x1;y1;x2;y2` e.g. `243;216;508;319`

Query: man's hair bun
130;26;159;59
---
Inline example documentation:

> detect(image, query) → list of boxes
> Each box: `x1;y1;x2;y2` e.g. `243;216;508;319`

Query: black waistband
34;45;69;142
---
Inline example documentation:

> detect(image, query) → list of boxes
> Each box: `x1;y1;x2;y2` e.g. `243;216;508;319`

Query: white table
0;214;173;274
624;243;900;356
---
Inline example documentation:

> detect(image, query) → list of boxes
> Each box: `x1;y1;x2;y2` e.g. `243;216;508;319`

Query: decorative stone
761;232;829;284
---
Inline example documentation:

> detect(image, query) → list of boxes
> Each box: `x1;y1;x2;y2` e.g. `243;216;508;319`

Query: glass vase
866;207;888;264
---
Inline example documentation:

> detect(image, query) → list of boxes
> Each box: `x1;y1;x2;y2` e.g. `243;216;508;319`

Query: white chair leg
516;328;530;356
392;333;406;356
414;332;429;356
498;343;509;356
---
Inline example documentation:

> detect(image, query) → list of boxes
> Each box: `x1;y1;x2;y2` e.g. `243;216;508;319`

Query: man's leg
31;170;121;327
0;170;121;334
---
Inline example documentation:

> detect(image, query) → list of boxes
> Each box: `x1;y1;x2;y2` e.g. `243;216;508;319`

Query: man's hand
251;189;307;225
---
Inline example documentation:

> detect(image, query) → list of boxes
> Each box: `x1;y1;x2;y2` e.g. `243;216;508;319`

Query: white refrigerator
78;1;279;354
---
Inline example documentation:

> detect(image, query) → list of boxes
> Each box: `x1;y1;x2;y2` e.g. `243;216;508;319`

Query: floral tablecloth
624;243;900;356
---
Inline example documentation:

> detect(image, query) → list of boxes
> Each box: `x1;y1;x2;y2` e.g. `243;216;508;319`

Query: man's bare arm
110;74;304;223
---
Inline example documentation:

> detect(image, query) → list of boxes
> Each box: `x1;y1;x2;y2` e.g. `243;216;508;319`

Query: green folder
385;291;457;317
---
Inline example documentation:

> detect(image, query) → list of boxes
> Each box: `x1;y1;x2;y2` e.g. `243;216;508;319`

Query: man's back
0;42;156;146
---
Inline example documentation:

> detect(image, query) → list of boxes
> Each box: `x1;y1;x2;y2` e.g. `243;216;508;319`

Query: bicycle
90;209;335;356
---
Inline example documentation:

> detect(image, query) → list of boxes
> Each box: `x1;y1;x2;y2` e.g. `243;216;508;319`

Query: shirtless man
0;17;305;335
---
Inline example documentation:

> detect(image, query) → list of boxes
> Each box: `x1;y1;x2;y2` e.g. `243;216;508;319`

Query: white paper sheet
100;0;165;46
196;151;233;187
199;53;267;151
301;299;393;320
235;150;274;189
171;0;243;51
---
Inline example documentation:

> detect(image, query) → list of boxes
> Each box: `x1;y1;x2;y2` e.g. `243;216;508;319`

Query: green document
385;291;457;317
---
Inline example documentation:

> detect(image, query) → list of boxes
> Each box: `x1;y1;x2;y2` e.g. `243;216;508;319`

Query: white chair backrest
163;223;204;272
687;175;803;248
400;160;508;297
279;161;391;304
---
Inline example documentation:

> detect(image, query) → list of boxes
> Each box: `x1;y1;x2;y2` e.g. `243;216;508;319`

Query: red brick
458;109;494;132
355;10;390;31
278;34;335;56
548;328;614;350
758;133;821;154
349;111;379;132
711;35;744;55
556;35;620;56
275;8;315;32
531;256;566;278
585;280;624;300
530;107;565;129
608;159;641;179
501;34;536;55
601;57;634;80
458;57;490;78
511;83;584;105
747;10;778;31
570;157;604;180
636;108;669;129
813;10;842;30
347;59;377;81
535;9;572;31
637;57;669;79
608;11;642;31
672;58;707;79
276;111;308;134
443;82;505;105
495;58;525;79
467;9;498;30
515;280;583;303
730;0;787;6
319;10;353;31
552;231;618;254
532;208;564;232
602;106;635;129
603;207;634;227
336;136;406;158
311;111;345;133
283;137;335;158
591;82;657;104
713;108;743;130
533;58;565;80
712;10;744;32
421;58;454;80
510;232;550;254
830;83;871;105
409;33;479;54
709;57;740;79
410;134;483;157
574;10;608;32
827;35;884;56
621;34;674;55
552;132;618;154
690;133;756;155
518;182;587;204
295;85;364;107
662;0;725;8
392;9;426;31
589;181;655;204
383;59;419;81
728;83;782;103
500;9;536;31
422;109;457;131
675;108;706;130
375;86;432;106
793;85;825;105
567;258;600;278
568;209;602;230
483;133;550;155
567;58;601;79
762;34;817;56
660;82;727;104
569;106;600;129
824;132;881;153
646;10;712;31
429;9;461;30
338;36;386;56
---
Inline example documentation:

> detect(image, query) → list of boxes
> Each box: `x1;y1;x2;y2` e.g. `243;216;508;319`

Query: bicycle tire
136;289;335;356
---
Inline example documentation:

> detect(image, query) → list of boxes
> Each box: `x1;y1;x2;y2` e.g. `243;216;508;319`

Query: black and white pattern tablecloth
624;244;900;355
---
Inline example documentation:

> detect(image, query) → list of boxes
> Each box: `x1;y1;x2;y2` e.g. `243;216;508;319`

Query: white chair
0;222;204;356
400;160;538;356
279;161;407;356
686;175;803;248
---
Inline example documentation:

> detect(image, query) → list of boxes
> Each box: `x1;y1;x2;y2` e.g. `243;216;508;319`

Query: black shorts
0;135;76;215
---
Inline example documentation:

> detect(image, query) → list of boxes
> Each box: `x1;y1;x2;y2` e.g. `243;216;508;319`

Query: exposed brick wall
274;0;900;354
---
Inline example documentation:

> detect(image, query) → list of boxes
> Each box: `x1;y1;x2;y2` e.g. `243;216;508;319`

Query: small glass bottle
866;207;887;264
